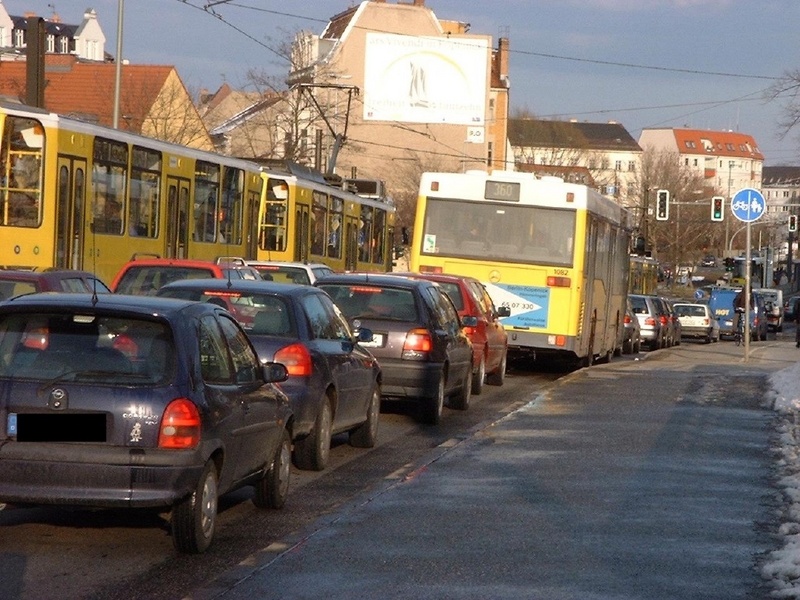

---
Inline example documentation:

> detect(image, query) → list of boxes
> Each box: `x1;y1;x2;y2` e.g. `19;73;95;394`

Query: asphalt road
190;332;795;600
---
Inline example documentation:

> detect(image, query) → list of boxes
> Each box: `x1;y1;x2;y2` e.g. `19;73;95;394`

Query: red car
393;272;510;395
110;257;261;295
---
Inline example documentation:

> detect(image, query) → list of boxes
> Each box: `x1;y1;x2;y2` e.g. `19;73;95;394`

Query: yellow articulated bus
0;101;394;284
410;170;632;367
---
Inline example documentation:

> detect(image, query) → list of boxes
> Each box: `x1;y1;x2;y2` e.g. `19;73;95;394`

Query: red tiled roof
672;129;763;161
0;55;173;133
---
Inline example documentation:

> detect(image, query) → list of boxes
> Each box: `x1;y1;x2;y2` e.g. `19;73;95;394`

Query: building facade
508;118;642;207
638;128;764;199
0;2;106;62
284;0;510;200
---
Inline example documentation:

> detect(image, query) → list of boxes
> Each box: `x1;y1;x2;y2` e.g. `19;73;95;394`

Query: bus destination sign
484;180;520;202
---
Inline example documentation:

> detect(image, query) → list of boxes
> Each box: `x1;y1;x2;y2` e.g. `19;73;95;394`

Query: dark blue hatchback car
157;278;382;472
0;293;293;554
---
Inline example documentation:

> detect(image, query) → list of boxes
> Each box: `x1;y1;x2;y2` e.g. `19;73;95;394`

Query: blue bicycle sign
730;188;766;223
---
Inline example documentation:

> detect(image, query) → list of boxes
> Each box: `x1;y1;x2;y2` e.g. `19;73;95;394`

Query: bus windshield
420;197;576;267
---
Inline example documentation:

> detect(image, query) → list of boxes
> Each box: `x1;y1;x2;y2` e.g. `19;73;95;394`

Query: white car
216;258;334;285
672;302;719;343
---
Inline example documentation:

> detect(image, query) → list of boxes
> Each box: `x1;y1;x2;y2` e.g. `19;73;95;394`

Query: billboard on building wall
363;33;488;125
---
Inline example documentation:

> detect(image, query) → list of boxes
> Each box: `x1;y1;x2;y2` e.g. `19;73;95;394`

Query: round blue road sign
730;188;765;223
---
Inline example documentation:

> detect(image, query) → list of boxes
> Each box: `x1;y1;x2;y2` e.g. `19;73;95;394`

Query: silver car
628;294;665;350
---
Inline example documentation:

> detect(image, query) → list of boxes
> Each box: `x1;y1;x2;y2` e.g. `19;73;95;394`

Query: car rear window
435;282;464;311
0;312;175;385
254;266;310;285
674;305;705;317
321;284;418;321
0;280;37;299
630;296;648;314
157;288;295;335
115;266;218;295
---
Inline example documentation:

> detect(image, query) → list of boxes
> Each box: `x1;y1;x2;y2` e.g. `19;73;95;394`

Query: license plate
12;413;107;442
360;333;384;348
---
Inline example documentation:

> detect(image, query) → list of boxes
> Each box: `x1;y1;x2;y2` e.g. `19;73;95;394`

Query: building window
487;142;493;166
46;35;54;53
59;37;68;53
14;29;24;47
628;161;636;172
614;160;622;171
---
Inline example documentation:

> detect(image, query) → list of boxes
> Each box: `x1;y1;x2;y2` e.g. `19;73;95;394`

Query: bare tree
768;68;800;144
632;147;722;265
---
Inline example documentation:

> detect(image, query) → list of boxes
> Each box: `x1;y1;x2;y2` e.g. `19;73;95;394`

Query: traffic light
724;257;735;271
711;196;724;222
655;189;669;221
789;215;798;232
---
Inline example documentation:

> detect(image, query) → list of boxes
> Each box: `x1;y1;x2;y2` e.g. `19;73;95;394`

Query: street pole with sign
730;187;766;362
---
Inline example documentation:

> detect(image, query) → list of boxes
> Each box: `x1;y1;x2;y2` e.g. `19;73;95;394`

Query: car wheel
254;428;291;509
349;384;380;448
471;353;485;395
421;372;445;425
450;365;472;411
293;399;332;471
486;351;507;386
171;460;218;554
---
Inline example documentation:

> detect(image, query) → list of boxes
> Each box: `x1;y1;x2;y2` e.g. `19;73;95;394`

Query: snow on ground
765;362;800;597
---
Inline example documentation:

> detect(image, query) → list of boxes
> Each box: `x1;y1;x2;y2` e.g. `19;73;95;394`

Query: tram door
345;215;359;271
246;190;259;259
296;204;310;262
166;177;190;258
55;156;86;269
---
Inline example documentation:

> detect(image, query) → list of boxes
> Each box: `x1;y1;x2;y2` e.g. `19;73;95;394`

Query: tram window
194;161;220;243
221;167;244;245
0;117;44;227
372;209;386;264
359;206;374;262
92;138;128;235
311;191;327;256
328;196;343;259
261;178;287;252
129;146;160;238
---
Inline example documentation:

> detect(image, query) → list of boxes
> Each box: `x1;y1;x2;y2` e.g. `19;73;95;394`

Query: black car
0;293;292;554
156;279;382;471
0;269;112;300
317;273;474;425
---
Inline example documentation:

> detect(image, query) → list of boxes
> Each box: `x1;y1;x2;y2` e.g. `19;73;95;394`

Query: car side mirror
461;315;478;328
262;362;289;383
496;306;511;318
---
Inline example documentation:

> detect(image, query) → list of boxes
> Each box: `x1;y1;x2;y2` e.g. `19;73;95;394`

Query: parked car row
628;293;682;350
0;258;512;555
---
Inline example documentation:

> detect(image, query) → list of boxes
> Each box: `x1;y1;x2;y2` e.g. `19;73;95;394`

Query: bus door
166;177;190;258
296;204;310;262
583;219;599;358
345;215;359;271
246;190;260;259
55;156;86;269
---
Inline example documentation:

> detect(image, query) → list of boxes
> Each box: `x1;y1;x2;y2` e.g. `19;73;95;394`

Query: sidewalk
194;338;798;600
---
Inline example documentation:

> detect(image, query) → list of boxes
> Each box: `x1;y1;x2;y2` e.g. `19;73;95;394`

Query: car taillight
159;398;201;449
623;314;632;325
275;342;313;376
403;328;432;359
659;315;668;325
645;317;657;326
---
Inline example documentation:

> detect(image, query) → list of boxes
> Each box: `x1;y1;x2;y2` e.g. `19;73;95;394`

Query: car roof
0;269;101;282
316;273;431;289
0;291;198;316
245;260;331;269
392;271;477;285
157;277;318;297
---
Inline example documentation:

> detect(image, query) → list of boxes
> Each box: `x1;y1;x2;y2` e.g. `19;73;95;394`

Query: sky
9;0;800;166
